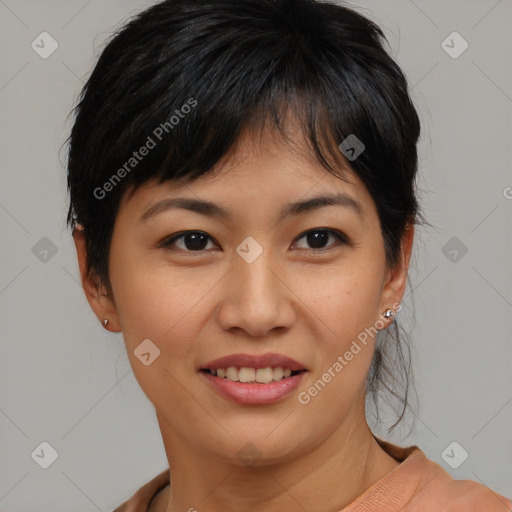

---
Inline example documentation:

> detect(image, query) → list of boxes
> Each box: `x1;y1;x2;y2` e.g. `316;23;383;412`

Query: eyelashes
161;231;216;252
159;228;349;254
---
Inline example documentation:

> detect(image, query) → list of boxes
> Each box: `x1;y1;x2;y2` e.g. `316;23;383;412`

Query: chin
202;423;312;467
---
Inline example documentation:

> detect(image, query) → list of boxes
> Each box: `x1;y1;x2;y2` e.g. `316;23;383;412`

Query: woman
66;0;511;510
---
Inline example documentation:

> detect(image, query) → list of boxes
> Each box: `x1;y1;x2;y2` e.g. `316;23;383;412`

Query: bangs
68;0;405;220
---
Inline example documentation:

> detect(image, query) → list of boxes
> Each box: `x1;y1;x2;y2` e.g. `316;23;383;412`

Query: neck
155;401;400;512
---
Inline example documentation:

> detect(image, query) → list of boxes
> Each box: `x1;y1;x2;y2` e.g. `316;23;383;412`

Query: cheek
292;259;384;343
111;265;190;342
109;250;221;365
108;260;205;409
291;259;383;402
294;270;381;415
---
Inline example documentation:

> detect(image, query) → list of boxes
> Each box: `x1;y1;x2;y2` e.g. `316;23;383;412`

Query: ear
378;223;415;321
72;229;121;331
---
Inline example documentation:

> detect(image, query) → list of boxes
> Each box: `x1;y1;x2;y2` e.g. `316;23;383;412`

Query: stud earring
382;308;395;319
103;319;109;327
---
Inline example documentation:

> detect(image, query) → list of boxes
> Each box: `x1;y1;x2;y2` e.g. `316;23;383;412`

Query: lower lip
200;371;307;405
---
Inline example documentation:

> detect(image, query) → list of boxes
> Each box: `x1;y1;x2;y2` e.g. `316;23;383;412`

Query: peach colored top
112;437;512;512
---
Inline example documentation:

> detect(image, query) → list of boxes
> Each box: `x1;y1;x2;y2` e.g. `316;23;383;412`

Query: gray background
1;0;511;510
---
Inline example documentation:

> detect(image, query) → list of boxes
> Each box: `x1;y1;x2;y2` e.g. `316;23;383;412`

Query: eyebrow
138;192;365;224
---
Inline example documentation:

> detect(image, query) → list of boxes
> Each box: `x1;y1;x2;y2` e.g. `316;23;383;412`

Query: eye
160;231;217;252
293;228;348;251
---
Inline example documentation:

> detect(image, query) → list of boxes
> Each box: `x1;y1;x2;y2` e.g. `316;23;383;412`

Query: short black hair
66;0;428;431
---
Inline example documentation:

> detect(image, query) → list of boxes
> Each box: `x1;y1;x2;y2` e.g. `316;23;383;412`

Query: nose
215;248;296;338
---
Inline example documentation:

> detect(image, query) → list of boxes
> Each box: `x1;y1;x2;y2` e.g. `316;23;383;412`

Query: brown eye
161;231;216;252
293;229;348;251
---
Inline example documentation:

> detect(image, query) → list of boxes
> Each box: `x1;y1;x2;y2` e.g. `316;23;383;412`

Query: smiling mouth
200;367;306;384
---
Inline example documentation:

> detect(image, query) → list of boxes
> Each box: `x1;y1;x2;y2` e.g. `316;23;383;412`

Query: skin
73;117;414;512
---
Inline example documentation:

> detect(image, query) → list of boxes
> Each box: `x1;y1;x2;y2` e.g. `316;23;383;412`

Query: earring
103;319;109;327
382;308;395;319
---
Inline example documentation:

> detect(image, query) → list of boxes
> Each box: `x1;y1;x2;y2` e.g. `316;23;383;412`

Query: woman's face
75;122;412;466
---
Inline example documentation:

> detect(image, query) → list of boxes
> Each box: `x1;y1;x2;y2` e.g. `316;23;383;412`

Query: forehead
119;119;376;229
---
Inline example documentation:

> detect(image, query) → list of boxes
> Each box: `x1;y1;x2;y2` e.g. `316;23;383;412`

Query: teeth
272;367;283;380
239;367;255;382
226;367;238;381
209;366;298;383
255;367;273;383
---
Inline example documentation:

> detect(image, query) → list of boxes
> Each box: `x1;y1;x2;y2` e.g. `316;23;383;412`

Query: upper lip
201;352;307;371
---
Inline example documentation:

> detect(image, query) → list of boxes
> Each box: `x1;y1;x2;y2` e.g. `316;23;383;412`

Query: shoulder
112;469;170;512
346;437;512;512
402;453;512;512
